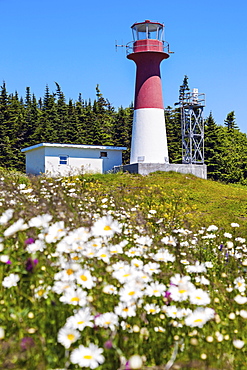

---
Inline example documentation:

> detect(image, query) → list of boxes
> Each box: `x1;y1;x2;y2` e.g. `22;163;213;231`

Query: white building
21;143;126;176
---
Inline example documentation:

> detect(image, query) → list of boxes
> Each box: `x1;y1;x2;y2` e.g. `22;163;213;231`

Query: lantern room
131;20;164;41
128;20;169;55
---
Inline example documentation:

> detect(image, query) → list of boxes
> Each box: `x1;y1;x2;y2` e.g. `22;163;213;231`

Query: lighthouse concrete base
114;163;207;180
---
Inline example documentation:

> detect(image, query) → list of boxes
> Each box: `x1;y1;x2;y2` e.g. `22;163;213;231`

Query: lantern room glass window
132;22;164;41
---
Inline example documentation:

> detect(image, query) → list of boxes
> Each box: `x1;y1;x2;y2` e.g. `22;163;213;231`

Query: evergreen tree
165;106;182;163
224;111;238;131
204;112;222;180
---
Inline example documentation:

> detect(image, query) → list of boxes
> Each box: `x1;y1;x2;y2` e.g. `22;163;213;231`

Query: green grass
80;171;247;231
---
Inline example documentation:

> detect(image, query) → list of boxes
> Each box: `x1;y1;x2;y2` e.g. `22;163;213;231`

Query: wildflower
57;326;80;349
28;214;53;228
239;310;247;319
26;239;46;253
129;355;143;369
2;273;20;288
4;218;28;237
70;343;105;369
103;284;118;295
189;289;211;306
233;339;245;349
59;287;87;306
114;302;137;318
25;258;38;272
231;223;240;228
154;326;166;332
226;241;234;249
104;340;113;349
91;215;121;238
143;303;160;315
164;305;182;319
207;225;218;232
96;248;111;263
144;282;166;297
234;277;246;292
76;269;96;289
161;235;177;246
95;312;119;330
131;258;144;269
195;276;210;285
0;327;5;339
185;261;206;273
66;308;94;330
184;307;215;328
119;284;144;303
20;337;35;351
152;249;175;263
43;221;66;243
25;238;35;245
169;281;195;302
234;295;247;304
0;209;14;225
143;262;161;274
224;232;232;238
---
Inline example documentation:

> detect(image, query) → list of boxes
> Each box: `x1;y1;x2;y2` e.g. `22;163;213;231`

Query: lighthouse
127;20;170;164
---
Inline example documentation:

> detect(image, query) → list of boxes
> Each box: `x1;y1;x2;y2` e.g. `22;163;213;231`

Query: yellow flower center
194;319;203;323
128;291;135;296
104;225;111;231
66;269;74;275
71;297;80;302
179;289;187;294
80;275;88;281
67;334;75;341
77;321;85;325
84;355;93;360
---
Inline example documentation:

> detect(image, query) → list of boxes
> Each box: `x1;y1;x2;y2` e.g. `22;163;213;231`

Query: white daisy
119;283;144;303
59;287;87;306
91;215;121;238
234;277;246;292
57;326;80;348
189;289;211;306
76;269;96;289
144;282;166;297
114;302;137;318
70;343;105;369
95;312;118;331
66;308;94;330
144;303;160;315
184;307;215;328
2;273;20;288
143;262;161;275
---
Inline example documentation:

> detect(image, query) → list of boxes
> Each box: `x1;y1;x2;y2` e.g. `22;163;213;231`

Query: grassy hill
80;171;247;232
1;170;247;370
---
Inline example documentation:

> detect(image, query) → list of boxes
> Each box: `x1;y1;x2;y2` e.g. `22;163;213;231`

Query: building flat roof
21;143;127;153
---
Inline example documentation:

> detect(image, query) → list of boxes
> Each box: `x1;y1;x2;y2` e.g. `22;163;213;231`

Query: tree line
0;80;247;184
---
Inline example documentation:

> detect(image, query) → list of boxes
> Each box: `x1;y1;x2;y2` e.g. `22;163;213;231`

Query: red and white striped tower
127;20;171;164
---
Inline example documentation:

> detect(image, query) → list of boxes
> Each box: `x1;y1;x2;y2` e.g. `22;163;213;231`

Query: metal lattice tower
180;88;205;164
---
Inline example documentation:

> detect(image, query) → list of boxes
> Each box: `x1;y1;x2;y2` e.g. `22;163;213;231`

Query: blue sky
1;0;247;132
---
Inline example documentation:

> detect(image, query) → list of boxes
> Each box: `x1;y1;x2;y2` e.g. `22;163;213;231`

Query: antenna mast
178;88;205;164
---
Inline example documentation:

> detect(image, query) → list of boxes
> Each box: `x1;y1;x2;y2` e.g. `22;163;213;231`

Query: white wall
26;147;45;175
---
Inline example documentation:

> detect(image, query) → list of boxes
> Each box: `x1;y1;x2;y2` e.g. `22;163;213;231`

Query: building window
100;151;108;158
59;155;68;165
